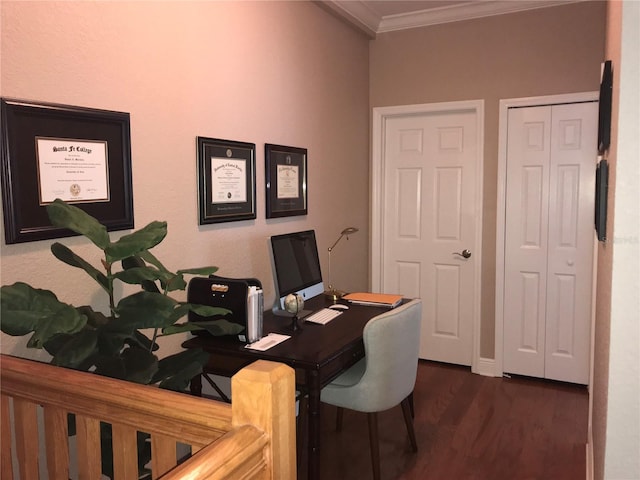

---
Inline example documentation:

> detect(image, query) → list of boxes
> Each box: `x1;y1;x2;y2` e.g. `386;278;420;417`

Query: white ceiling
320;0;583;37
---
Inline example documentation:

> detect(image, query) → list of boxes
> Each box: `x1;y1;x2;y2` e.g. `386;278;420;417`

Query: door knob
453;249;472;259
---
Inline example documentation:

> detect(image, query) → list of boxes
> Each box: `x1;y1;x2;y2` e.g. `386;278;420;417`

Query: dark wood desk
182;295;393;480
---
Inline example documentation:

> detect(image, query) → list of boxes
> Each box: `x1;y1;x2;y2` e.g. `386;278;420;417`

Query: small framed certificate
0;98;133;244
197;137;256;224
265;144;307;218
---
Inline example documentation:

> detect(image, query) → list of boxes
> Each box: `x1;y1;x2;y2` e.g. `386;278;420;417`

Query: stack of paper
343;292;403;308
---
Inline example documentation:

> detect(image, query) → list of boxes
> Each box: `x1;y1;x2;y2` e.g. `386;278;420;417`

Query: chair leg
401;396;418;452
367;412;381;480
336;406;344;432
201;374;231;403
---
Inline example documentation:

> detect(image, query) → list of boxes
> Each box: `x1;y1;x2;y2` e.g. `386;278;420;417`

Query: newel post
231;360;296;480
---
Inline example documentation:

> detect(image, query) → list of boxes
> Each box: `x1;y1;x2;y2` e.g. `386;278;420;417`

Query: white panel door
544;102;597;384
382;109;479;365
503;106;551;377
503;102;596;384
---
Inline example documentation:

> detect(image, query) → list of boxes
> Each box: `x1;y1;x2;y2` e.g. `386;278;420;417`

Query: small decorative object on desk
284;293;304;331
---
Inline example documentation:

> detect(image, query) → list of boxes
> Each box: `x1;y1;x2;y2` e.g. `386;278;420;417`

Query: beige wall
370;1;607;358
591;4;620;478
592;1;640;478
0;1;370;359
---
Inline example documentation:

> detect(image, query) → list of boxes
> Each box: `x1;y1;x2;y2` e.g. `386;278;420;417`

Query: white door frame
495;91;598;378
371;99;485;373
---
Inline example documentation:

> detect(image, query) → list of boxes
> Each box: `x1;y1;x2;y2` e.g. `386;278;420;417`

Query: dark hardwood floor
297;360;588;480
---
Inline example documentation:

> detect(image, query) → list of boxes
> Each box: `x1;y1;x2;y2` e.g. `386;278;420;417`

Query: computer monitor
269;229;324;316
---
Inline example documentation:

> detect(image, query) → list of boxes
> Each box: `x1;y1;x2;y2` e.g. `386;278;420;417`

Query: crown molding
378;0;582;32
316;0;379;37
321;0;584;37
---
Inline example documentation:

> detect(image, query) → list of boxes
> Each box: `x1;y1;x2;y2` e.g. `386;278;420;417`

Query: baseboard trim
586;431;594;480
473;357;500;377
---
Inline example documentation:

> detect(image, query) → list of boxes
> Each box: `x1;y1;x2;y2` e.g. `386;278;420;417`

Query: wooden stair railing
0;354;296;480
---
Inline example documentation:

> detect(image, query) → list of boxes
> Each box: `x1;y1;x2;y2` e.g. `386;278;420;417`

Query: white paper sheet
244;333;290;351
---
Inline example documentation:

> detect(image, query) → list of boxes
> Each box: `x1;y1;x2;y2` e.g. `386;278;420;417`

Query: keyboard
305;308;343;325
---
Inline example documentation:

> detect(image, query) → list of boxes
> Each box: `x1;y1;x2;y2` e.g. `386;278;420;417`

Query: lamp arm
325;227;358;297
327;248;332;290
328;234;346;252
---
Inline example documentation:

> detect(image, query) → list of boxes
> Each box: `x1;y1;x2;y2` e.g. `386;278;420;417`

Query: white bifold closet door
503;101;597;385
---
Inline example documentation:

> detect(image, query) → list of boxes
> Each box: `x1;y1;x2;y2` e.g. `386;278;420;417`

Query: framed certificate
265;144;307;218
197;137;256;224
0;98;133;244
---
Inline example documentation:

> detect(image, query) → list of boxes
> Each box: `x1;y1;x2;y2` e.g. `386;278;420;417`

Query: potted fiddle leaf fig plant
0;198;242;386
0;198;243;478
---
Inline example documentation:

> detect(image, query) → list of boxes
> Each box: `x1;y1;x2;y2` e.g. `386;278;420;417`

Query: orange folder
342;292;403;308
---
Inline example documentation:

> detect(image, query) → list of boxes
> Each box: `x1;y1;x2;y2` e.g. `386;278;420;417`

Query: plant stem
104;258;116;316
150;328;159;352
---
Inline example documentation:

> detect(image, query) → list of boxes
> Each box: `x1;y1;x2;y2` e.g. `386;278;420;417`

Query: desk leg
307;370;321;480
190;373;202;397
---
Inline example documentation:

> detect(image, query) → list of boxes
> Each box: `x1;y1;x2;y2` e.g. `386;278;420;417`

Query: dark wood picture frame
197;136;256;224
1;98;133;244
595;158;608;242
265;144;307;218
598;60;613;155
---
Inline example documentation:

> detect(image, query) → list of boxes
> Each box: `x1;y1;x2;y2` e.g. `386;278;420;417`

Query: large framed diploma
0;98;133;244
265;144;307;218
197;137;256;224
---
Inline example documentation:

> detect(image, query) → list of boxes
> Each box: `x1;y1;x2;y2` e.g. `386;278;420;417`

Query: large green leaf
44;332;99;371
113;266;173;286
121;255;160;293
198;319;245;336
188;303;231;317
50;243;109;292
125;330;159;352
105;221;167;263
161;322;206;335
46;199;110;249
95;327;135;357
176;266;219;276
136;250;165;271
164;273;187;293
135;251;185;292
158;362;203;391
153;348;209;391
164;318;244;337
165;303;193;325
51;329;98;368
163;268;220;293
75;305;110;328
0;282;87;347
116;291;179;329
93;347;158;384
43;333;74;357
121;347;158;384
162;303;232;330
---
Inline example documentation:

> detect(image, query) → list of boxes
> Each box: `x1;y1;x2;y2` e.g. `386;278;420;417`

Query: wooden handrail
159;425;267;480
0;353;296;480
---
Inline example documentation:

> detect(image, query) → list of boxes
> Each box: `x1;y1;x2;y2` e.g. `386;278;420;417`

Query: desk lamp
324;227;359;301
